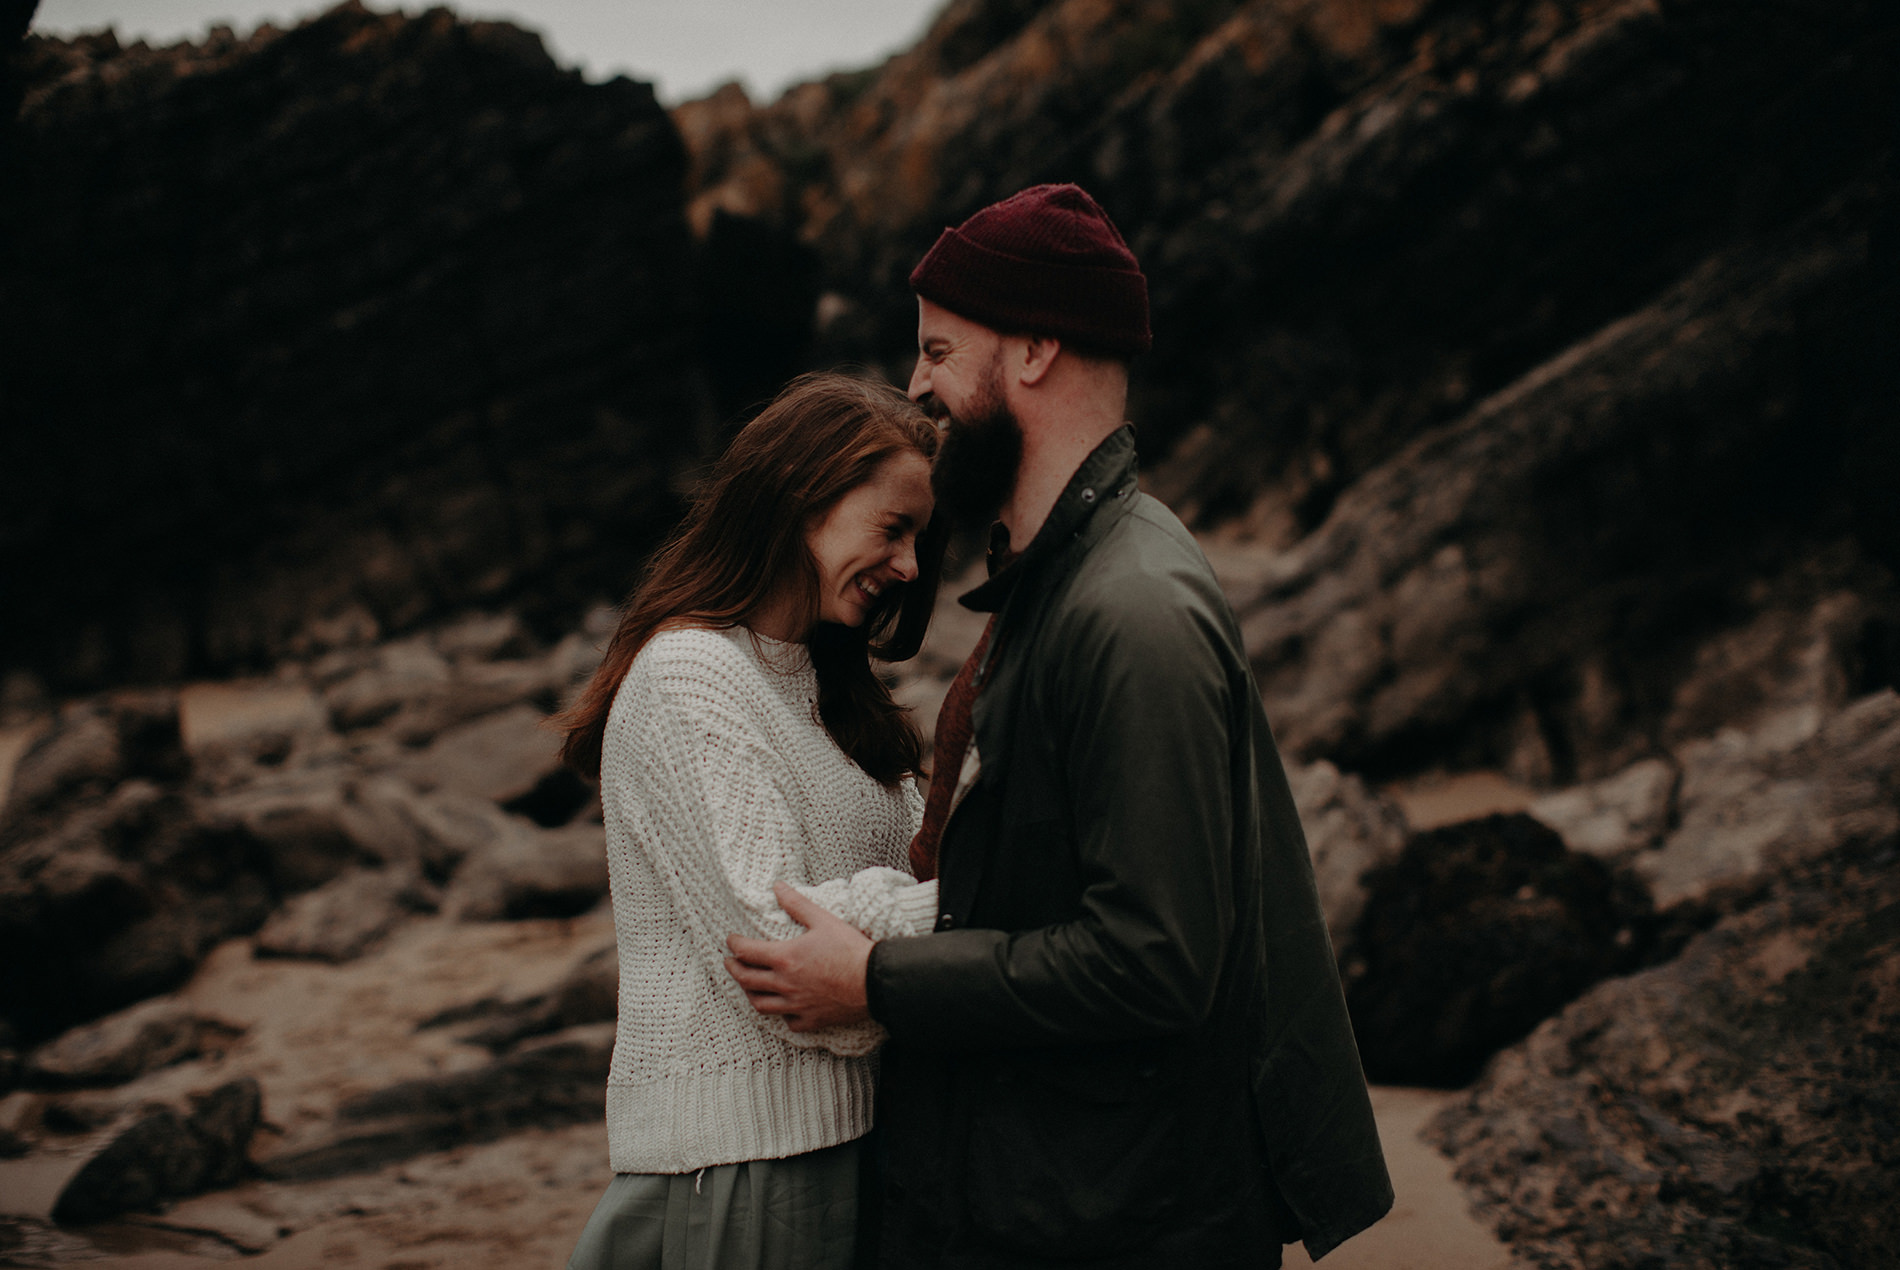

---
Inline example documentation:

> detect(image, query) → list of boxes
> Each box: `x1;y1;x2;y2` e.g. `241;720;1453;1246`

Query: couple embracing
556;185;1393;1270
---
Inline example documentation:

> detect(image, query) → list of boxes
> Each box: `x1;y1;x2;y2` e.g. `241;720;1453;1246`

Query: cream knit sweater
599;626;939;1174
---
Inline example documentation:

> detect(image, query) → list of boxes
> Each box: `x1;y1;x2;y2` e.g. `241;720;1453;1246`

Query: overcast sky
31;0;947;104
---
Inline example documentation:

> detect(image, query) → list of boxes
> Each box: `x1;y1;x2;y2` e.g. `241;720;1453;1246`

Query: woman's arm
603;637;903;1055
795;870;939;941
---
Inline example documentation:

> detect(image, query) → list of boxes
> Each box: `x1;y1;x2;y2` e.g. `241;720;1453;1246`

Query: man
727;184;1392;1268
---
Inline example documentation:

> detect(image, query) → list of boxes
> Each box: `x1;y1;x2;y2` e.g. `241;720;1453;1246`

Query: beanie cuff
910;228;1152;359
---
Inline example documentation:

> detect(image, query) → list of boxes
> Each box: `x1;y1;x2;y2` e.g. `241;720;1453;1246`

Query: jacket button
935;913;956;931
1080;487;1096;502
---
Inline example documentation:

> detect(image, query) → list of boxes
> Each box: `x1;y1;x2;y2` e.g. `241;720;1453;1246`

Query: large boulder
1528;756;1678;861
252;867;440;963
25;997;242;1088
50;1077;262;1225
1343;812;1654;1087
0;778;273;1042
1286;758;1408;958
1428;833;1900;1269
1;692;185;830
400;703;564;808
445;817;607;922
1637;691;1900;908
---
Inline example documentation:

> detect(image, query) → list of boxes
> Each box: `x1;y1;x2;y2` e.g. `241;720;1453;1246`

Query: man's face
909;298;1024;525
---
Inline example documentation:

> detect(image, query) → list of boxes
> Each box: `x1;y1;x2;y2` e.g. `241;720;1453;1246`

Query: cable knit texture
599;626;938;1174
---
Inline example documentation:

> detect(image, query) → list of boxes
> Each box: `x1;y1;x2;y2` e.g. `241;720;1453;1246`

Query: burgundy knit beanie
909;184;1151;359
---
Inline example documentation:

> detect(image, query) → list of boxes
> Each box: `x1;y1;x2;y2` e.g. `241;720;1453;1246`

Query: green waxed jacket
867;427;1392;1266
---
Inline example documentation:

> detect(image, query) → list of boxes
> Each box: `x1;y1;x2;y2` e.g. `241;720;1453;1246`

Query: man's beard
928;375;1023;528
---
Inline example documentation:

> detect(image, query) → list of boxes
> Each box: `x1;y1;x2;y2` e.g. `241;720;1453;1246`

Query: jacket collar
959;425;1139;614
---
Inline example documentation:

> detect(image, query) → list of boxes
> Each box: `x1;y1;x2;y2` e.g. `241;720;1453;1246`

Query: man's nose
907;359;929;401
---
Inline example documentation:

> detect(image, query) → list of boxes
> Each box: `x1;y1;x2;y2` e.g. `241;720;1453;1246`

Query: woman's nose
890;539;919;581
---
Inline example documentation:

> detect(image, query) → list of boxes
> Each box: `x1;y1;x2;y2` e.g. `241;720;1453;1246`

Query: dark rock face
1344;812;1655;1087
676;0;1900;782
1428;834;1900;1269
50;1076;262;1225
0;3;703;688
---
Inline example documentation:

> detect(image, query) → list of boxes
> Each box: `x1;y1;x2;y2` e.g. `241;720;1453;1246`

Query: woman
555;372;947;1270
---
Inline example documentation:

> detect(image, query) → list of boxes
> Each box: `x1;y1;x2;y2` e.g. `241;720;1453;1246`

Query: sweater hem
605;1054;877;1174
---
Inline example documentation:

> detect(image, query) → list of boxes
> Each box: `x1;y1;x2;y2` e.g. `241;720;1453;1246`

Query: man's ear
1017;334;1060;386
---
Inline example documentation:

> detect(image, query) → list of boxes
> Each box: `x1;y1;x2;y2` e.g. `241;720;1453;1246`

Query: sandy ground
7;1075;1508;1268
2;582;1518;1268
1283;1087;1512;1270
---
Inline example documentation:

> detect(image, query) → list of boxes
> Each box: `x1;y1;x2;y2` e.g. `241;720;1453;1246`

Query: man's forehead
916;297;992;345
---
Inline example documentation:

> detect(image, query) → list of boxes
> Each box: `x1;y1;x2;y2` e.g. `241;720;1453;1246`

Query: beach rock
400;703;563;808
1344;813;1653;1087
1529;756;1678;860
1640;691;1900;908
261;1023;612;1181
0;778;274;1041
1428;833;1900;1270
199;775;366;895
430;611;535;664
1;693;184;828
51;1077;262;1225
25;998;241;1088
432;942;618;1051
1286;759;1408;958
446;818;607;922
321;639;454;731
252;867;439;963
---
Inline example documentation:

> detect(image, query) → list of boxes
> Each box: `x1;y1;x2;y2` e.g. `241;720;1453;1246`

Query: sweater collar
959;425;1139;613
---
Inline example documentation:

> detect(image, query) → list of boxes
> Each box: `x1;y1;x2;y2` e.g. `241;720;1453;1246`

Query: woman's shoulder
624;626;751;689
625;625;813;704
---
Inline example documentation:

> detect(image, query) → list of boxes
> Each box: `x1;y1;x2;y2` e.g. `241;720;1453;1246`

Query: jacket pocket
959;1049;1184;1257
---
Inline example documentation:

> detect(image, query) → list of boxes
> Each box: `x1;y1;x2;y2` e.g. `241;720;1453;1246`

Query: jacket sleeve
604;642;912;1057
868;569;1240;1048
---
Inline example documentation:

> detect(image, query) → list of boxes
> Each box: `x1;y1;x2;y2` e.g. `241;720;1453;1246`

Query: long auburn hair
555;372;946;786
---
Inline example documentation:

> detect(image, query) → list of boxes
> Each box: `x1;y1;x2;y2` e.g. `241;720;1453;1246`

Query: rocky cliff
680;0;1900;781
2;3;711;689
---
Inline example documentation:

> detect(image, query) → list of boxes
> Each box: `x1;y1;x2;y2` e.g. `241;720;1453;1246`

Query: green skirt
566;1137;868;1270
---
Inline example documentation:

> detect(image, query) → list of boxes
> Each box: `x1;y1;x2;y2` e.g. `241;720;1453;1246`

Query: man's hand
725;882;874;1032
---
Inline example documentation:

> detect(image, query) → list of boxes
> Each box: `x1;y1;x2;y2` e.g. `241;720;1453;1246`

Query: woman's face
806;450;935;629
